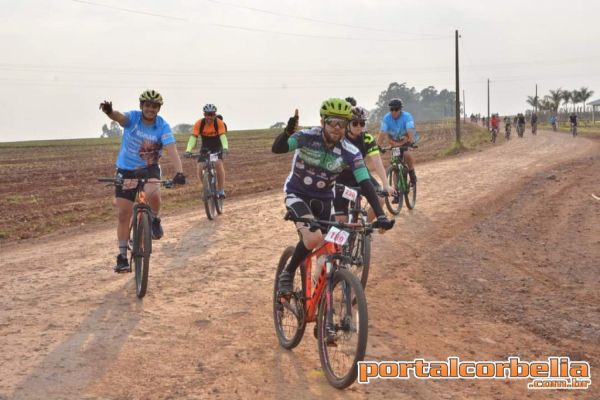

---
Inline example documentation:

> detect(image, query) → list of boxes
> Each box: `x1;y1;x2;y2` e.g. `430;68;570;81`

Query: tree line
526;87;595;113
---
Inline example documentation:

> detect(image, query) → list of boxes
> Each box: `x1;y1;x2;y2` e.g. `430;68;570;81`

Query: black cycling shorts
333;177;381;216
285;192;332;233
115;164;161;202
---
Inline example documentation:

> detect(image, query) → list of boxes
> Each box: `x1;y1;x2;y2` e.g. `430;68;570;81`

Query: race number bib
324;226;350;246
210;153;219;162
342;186;358;202
392;147;402;157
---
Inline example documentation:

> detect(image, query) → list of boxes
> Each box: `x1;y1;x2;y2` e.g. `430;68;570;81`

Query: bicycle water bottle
312;255;327;287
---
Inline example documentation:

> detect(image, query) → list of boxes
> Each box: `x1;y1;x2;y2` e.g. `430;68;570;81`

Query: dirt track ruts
0;130;598;399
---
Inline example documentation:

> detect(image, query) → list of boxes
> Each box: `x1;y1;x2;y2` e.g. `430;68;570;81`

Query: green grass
537;123;600;138
438;123;490;157
4;194;40;204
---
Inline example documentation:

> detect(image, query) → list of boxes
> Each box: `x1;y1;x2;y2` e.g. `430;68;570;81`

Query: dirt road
1;131;598;399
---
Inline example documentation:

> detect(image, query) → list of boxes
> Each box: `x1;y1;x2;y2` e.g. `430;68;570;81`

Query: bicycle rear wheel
404;168;417;210
133;212;151;298
384;165;402;215
203;174;217;220
273;246;306;349
317;268;368;389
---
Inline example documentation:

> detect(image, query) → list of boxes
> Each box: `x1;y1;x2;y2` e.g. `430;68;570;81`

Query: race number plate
122;179;138;190
342;186;358;202
210;153;219;162
324;226;350;246
392;147;402;157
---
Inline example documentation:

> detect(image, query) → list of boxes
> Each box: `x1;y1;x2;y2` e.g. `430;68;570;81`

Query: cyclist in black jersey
272;98;395;294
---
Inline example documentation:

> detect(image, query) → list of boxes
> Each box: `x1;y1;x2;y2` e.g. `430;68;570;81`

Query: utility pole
487;79;490;130
455;30;461;143
463;89;466;123
535;84;538;113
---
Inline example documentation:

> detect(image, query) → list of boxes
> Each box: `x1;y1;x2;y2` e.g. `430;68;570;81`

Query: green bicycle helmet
320;98;352;119
139;89;163;105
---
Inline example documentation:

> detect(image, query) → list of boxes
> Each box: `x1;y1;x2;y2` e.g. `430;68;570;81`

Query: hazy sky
1;0;599;141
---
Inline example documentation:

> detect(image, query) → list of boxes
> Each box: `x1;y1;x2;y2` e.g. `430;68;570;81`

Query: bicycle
273;214;377;389
505;125;511;141
187;150;224;220
571;123;577;137
97;175;173;298
491;127;498;143
380;145;417;215
517;124;525;138
333;184;389;289
531;122;537;135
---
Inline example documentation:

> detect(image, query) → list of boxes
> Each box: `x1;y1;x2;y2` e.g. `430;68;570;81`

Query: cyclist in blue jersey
272;98;395;294
377;98;419;188
100;89;186;272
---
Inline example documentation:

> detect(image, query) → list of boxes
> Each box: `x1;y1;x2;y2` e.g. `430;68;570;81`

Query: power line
203;0;449;38
71;0;450;42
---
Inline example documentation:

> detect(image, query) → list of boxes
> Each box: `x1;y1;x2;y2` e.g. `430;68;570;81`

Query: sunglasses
351;120;366;127
390;107;401;112
324;118;349;129
204;112;216;117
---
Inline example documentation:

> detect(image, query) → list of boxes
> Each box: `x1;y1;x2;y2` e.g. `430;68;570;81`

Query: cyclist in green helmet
272;98;395;294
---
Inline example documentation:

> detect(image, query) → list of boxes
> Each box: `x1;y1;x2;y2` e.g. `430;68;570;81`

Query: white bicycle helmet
203;104;217;113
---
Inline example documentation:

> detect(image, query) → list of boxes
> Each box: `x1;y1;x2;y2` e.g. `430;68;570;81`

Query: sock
283;240;311;277
118;240;128;257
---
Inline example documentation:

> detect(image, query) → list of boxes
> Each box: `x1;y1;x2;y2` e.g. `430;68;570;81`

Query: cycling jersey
380;111;421;143
116;110;175;170
491;117;499;128
569;115;578;125
531;115;538;124
336;131;379;185
517;116;525;125
281;127;370;200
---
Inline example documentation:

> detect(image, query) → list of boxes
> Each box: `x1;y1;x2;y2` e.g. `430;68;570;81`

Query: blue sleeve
405;113;415;130
123;110;138;129
160;122;176;145
379;116;389;133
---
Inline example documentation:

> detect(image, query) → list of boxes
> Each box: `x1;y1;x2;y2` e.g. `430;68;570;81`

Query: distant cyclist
99;89;186;272
185;104;229;198
377;98;420;188
569;113;578;136
531;112;538;134
550;114;558;131
517;113;526;136
504;115;512;138
272;98;394;294
334;106;395;222
490;114;499;142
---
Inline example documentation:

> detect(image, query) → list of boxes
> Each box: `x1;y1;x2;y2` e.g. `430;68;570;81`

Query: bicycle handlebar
379;144;418;153
97;176;175;188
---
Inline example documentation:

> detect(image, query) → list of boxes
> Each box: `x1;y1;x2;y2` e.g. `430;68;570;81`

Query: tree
579;87;594;111
270;122;285;129
526;95;539;110
173;123;193;134
100;121;123;138
561;90;573;112
548;89;563;113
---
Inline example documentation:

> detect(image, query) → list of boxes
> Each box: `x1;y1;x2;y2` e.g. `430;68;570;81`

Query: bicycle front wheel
404;168;417;210
202;174;217;220
384;166;402;215
346;232;370;289
317;268;368;389
273;246;306;349
133;212;151;298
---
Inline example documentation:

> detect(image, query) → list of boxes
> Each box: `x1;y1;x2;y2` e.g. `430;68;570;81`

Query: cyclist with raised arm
272;98;395;294
334;106;395;222
185;104;228;198
99;89;186;272
377;98;420;189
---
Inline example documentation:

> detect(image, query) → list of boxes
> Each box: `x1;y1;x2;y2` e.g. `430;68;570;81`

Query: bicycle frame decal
358;357;591;390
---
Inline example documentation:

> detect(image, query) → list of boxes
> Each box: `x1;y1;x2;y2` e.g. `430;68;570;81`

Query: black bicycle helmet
388;98;403;108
